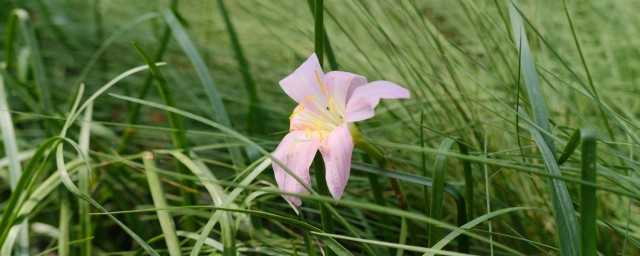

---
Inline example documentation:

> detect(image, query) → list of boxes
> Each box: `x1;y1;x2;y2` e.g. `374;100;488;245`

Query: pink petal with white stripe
272;130;320;206
345;81;410;122
279;53;327;103
319;123;354;199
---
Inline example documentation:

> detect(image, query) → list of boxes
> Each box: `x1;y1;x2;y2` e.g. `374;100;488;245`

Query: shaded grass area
0;0;639;255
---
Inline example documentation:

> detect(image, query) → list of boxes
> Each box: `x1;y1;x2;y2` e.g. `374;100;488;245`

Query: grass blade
0;71;28;255
429;138;455;246
216;0;261;134
77;102;93;255
131;42;198;220
519;107;579;255
580;128;597;256
162;9;245;168
5;9;52;114
508;0;555;154
142;152;182;256
557;128;581;165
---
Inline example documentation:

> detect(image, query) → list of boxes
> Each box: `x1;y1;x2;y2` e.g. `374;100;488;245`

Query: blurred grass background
0;0;639;255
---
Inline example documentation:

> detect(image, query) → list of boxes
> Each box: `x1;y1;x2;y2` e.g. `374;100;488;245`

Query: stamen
315;115;323;138
288;96;316;119
315;70;328;95
328;95;335;114
289;106;304;119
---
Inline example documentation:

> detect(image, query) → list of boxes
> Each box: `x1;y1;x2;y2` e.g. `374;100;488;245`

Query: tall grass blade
508;0;555;154
561;0;613;138
0;72;28;255
142;152;182;256
131;42;198;218
314;0;325;66
162;9;245;168
428;138;455;246
216;0;261;134
4;9;52;114
58;192;70;256
519;107;579;255
77;102;93;255
580;129;597;256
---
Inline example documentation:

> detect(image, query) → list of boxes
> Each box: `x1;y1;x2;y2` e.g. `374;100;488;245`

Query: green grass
1;0;639;255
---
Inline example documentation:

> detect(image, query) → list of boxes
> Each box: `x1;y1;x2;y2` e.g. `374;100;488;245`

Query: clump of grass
0;0;638;255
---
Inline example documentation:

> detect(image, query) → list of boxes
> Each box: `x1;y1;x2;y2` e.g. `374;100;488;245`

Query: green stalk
314;0;324;66
580;129;597;256
78;103;93;256
0;73;29;255
132;43;197;228
312;2;334;254
314;154;335;256
58;190;70;256
428;138;455;246
143;152;182;256
216;0;261;134
118;34;171;151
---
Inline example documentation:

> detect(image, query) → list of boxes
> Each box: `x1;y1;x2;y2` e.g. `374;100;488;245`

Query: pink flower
272;53;410;206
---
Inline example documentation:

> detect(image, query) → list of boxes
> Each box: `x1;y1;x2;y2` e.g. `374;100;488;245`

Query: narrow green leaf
142;152;182;256
162;9;245;168
0;137;59;253
508;0;555;154
216;0;261;134
428;207;534;254
561;0;613;139
580;128;597;256
314;0;325;66
77;102;93;256
0;70;29;256
131;42;198;215
58;192;70;256
557;128;581;165
519;107;579;255
5;9;52;113
429;138;455;246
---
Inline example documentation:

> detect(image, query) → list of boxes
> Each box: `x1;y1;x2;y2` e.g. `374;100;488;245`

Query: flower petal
319;123;354;199
272;130;320;206
279;53;327;103
344;81;410;122
324;71;368;113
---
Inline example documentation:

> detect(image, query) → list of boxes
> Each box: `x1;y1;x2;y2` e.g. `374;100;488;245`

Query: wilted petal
324;71;368;112
279;53;327;103
345;81;410;122
319;123;354;199
272;130;320;206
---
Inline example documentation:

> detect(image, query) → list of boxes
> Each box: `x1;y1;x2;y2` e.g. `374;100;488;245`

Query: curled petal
319;123;354;199
345;81;410;122
272;131;320;206
279;53;327;103
324;71;368;112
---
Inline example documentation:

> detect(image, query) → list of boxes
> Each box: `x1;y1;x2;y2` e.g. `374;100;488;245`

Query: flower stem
313;153;335;256
313;0;324;66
